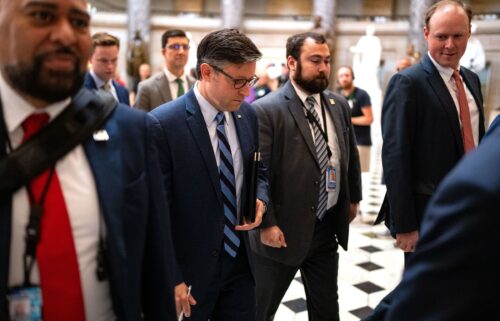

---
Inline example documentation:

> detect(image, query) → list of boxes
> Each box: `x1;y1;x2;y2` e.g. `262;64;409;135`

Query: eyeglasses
166;44;190;51
210;65;259;89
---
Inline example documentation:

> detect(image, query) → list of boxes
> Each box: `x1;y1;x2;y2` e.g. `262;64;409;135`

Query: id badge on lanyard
7;286;42;321
326;163;337;192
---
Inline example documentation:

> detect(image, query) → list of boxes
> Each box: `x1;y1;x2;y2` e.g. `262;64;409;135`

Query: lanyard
23;169;55;286
2;113;56;286
2;118;109;285
303;98;333;159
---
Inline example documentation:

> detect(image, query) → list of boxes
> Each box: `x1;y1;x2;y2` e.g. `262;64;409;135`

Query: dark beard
3;48;85;103
293;62;329;94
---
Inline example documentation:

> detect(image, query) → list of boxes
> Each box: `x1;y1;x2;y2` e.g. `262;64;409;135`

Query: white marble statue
350;25;383;141
460;23;485;73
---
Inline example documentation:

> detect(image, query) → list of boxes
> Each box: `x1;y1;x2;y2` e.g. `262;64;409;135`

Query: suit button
311;206;316;212
211;250;219;257
314;181;319;186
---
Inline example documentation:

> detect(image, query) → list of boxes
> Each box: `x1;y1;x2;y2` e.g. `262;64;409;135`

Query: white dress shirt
428;52;480;146
193;83;244;214
292;83;341;209
0;73;114;321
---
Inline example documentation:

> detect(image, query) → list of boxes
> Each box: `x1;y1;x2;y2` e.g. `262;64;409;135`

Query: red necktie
452;70;475;153
22;113;86;321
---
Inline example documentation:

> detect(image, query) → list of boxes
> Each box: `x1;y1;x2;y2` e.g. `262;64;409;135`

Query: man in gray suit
249;32;362;321
135;29;195;111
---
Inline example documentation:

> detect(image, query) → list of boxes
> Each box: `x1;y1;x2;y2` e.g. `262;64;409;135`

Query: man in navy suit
149;29;268;321
84;32;130;105
376;0;485;257
379;115;500;320
0;0;176;320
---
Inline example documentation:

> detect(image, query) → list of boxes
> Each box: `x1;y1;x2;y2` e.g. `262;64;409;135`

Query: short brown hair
286;32;326;61
91;32;120;53
195;29;261;78
425;0;472;29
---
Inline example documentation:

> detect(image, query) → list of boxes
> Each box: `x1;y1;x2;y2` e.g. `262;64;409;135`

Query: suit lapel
184;92;222;201
284;84;318;166
156;73;172;103
84;72;98;90
422;55;464;153
83;118;127;259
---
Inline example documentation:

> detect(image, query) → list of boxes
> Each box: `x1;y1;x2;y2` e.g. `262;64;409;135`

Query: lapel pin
329;98;335;105
93;129;109;142
237;114;242;119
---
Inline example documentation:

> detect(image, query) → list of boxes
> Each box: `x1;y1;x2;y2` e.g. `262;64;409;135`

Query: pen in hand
178;285;192;321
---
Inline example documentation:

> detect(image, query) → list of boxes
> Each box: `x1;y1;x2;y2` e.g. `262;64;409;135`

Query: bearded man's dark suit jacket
383;115;500;321
249;80;362;264
0;93;176;320
84;72;130;106
248;80;362;320
148;88;268;316
376;54;485;236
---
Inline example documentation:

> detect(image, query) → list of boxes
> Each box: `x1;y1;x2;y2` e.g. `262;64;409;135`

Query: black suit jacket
148;89;269;306
378;54;485;234
249;81;362;266
0;99;176;320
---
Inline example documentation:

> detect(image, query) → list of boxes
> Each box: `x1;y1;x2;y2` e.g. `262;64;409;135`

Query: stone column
126;0;150;88
312;0;337;88
409;0;437;60
221;0;244;29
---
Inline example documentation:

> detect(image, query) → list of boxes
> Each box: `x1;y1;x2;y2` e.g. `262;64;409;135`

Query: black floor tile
359;245;382;253
350;306;374;319
357;261;383;271
282;298;307;313
354;281;384;294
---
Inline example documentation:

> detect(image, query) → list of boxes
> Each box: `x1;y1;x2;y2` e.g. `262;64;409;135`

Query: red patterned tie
452;70;475;153
22;113;86;321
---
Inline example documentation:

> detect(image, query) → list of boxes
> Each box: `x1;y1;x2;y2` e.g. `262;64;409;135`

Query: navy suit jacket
84;72;130;106
384;115;500;321
148;89;268;305
0;98;176;320
378;54;485;235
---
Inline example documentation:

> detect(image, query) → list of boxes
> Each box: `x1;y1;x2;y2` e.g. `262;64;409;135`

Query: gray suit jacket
249;81;362;266
134;71;195;112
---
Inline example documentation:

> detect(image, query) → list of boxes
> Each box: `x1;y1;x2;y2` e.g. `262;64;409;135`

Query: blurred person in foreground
0;0;176;319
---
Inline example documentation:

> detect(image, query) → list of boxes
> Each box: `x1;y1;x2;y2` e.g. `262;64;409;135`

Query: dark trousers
254;212;340;321
189;243;256;321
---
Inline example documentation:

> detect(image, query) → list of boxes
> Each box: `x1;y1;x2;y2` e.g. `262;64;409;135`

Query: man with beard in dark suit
249;32;362;321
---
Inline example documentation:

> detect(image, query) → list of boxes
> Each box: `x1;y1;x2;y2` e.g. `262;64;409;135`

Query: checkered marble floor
274;143;404;321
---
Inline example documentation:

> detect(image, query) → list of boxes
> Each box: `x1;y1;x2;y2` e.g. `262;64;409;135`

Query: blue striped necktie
306;96;328;220
215;112;240;257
